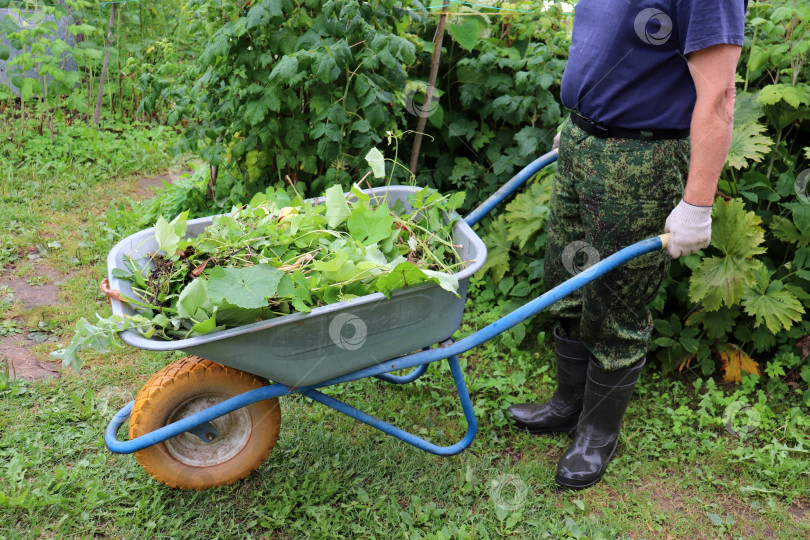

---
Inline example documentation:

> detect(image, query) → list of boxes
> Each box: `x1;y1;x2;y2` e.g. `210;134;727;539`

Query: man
507;1;746;489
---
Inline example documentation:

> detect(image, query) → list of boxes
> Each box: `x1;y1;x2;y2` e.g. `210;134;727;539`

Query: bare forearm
683;89;735;206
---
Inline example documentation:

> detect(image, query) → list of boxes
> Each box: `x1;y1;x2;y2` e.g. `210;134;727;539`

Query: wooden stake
93;4;116;126
408;0;450;176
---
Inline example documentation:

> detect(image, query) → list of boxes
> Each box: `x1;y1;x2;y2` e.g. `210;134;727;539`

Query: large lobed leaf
726;121;772;170
710;198;766;258
207;265;285;310
504;179;552;249
742;277;805;334
689;256;765;310
718;346;761;383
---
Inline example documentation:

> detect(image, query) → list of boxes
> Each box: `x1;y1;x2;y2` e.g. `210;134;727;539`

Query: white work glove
552;130;560;151
664;200;713;258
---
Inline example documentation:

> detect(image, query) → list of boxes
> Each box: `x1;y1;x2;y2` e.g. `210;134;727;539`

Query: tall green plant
171;0;424;208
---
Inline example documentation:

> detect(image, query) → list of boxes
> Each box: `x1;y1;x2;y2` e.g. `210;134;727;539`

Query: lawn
0;123;808;539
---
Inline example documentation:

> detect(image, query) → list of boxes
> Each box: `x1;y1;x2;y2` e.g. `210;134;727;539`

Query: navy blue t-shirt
560;0;746;130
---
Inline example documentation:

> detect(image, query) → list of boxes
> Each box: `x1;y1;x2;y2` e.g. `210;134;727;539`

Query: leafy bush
171;0;426;208
164;1;568;208
404;3;568;208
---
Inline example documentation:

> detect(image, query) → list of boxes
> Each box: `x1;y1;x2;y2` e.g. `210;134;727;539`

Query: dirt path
0;263;68;380
0;170;183;381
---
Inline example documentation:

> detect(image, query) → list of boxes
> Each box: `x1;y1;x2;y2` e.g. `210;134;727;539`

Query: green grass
0;120;808;539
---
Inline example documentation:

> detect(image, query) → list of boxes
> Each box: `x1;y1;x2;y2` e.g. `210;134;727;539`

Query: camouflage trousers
544;116;690;370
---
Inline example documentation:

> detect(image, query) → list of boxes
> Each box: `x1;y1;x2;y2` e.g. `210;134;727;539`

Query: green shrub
171;0;426;208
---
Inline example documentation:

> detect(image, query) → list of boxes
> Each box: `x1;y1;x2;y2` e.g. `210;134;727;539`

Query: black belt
570;110;689;140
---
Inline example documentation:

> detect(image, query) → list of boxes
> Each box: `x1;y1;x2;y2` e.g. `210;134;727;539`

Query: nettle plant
173;0;425;207
649;0;809;400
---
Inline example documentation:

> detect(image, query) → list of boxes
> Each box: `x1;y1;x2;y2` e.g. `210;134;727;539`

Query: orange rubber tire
129;356;281;490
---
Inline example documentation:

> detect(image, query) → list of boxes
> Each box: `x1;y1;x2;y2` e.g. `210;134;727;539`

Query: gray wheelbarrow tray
106;185;487;388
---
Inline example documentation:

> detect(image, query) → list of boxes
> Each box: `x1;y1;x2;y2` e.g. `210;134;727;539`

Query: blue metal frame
104;148;668;461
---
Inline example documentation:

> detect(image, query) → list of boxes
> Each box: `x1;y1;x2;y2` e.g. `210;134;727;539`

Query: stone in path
0;263;67;381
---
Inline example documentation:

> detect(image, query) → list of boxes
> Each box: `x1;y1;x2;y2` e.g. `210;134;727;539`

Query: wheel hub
164;394;252;467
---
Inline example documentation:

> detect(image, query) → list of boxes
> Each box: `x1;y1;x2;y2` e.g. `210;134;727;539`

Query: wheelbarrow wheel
129;356;281;490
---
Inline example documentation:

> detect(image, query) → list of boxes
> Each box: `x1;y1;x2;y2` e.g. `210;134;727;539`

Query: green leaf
325;185;351;228
365;148;386;179
514;126;543;157
177;278;213;321
51;315;153;371
191;312;221;335
206;265;284;309
742;280;805;333
689;256;765;310
422;269;459;295
447;18;480;52
733;92;765;125
111;268;132;280
771;214;810;248
707;513;723;527
653;319;673;336
756;83;810;109
0;45;9;62
654;337;676;347
269;56;299;84
679;336;700;354
746;45;769;75
347;204;395;246
312;53;339;83
155;216;181;256
504;179;552;249
687;307;738;340
246;5;270;29
245;99;268;126
710;198;766;258
726;121;772;170
313;249;348;272
477;215;511;281
373;262;431;296
20;78;40;101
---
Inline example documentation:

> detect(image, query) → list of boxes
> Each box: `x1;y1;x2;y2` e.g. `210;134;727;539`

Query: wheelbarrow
103;149;670;490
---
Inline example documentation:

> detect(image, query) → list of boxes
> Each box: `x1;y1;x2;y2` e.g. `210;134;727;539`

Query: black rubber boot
506;327;590;435
555;357;645;489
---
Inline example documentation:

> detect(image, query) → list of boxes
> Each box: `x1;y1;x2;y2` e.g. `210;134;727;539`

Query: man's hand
665;200;712;258
552;130;560;151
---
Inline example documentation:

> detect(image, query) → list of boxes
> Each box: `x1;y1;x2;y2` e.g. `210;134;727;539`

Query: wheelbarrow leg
302;354;477;456
374;345;432;384
373;363;429;384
